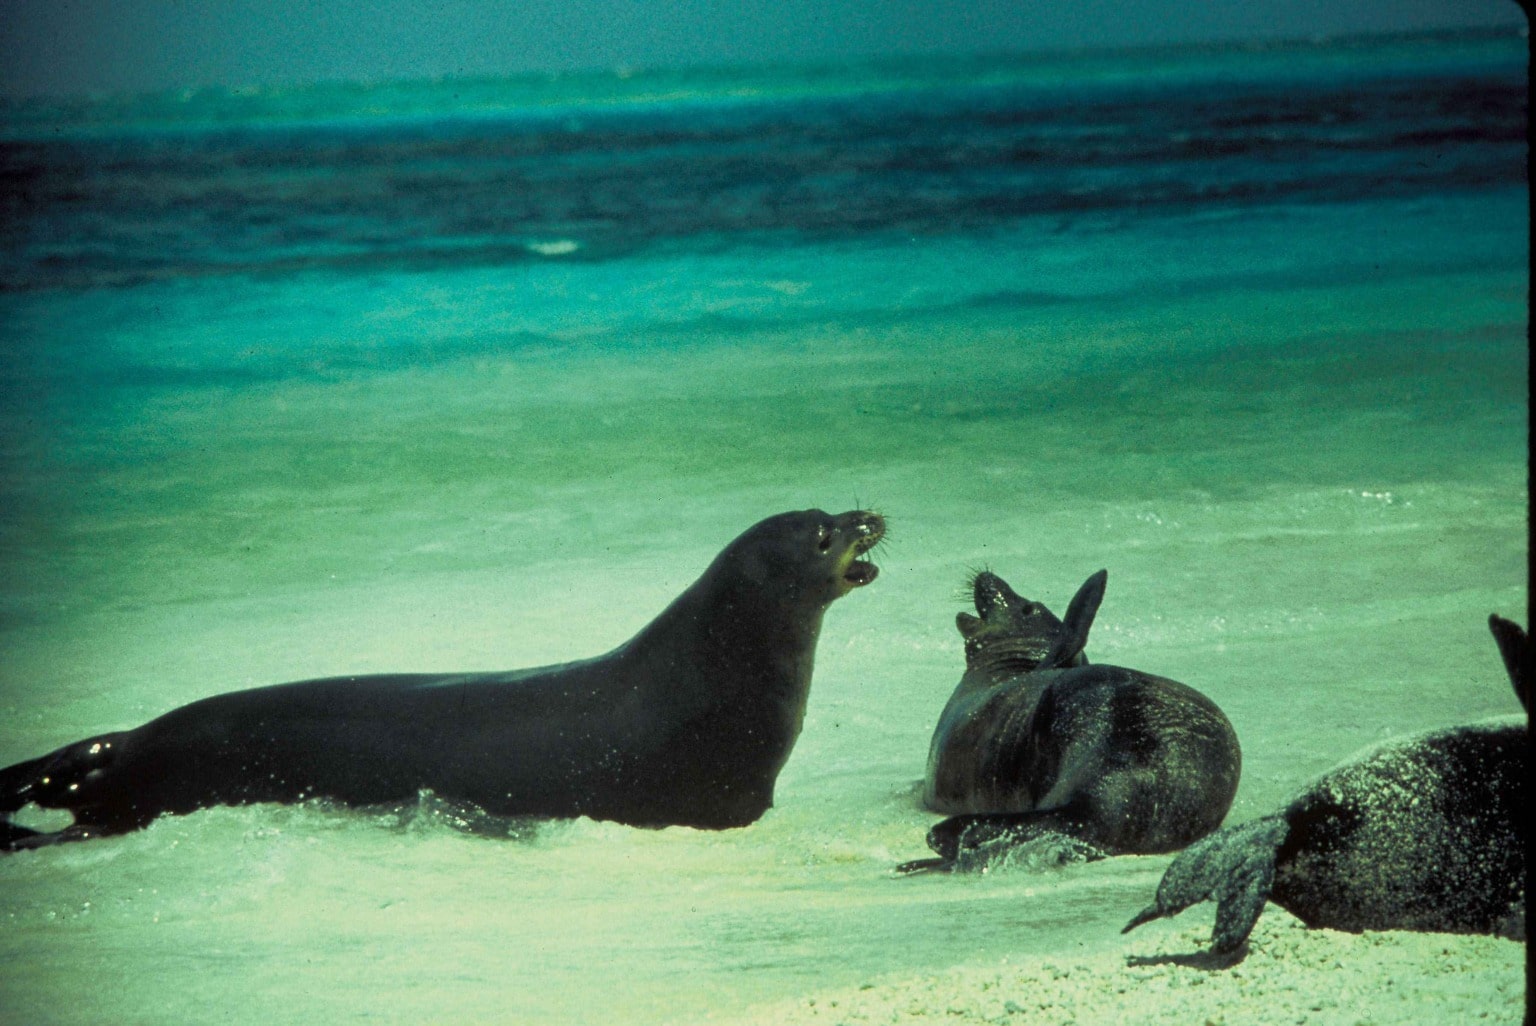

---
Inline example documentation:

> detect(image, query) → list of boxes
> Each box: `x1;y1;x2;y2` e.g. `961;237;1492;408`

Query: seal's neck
968;644;1048;679
966;640;1087;681
626;571;828;706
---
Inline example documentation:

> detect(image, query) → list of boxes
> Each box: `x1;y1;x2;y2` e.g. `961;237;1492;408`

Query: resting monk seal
1124;614;1527;957
898;569;1241;872
0;508;885;850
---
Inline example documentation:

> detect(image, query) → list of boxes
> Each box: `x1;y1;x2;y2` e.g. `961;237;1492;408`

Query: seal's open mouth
844;559;879;587
838;513;885;590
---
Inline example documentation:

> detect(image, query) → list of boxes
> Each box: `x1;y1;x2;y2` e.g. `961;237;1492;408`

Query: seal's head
955;571;1070;673
717;508;885;608
822;509;885;599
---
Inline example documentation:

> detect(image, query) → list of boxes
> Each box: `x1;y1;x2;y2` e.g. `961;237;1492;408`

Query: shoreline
697;911;1526;1025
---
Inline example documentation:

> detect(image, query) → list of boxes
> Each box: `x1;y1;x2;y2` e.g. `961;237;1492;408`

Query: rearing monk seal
1124;614;1527;957
898;569;1241;872
0;508;885;850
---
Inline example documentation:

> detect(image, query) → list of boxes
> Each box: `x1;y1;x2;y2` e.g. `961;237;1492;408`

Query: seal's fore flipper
1487;614;1528;712
899;803;1104;874
1122;814;1289;955
1038;569;1107;670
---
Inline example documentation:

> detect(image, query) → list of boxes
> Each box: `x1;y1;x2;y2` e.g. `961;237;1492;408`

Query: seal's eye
816;525;833;553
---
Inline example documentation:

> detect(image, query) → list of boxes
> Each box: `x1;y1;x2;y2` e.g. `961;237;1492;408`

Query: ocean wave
0;31;1524;294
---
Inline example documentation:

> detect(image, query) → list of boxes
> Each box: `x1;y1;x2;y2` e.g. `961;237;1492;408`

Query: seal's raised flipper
1123;814;1289;954
1038;570;1107;670
1487;614;1528;711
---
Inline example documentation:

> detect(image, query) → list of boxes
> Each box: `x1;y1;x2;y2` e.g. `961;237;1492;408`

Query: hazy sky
0;0;1527;98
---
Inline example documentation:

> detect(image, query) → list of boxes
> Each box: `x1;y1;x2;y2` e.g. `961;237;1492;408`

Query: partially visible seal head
899;569;1241;872
1124;614;1528;959
0;508;885;850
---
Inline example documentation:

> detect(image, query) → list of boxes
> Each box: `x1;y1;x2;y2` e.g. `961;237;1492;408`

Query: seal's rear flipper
1;732;128;813
1123;814;1289;955
894;855;953;874
2;733;135;852
1;820;129;851
1487;614;1528;712
0;819;44;851
1039;570;1107;670
0;752;53;816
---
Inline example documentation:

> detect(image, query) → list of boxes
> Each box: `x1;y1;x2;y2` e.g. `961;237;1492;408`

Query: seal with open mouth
899;568;1240;873
0;508;885;850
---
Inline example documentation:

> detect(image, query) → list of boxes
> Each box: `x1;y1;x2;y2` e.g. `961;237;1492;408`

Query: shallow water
0;29;1527;1025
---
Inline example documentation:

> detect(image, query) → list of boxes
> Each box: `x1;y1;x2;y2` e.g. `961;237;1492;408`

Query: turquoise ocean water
0;29;1527;1024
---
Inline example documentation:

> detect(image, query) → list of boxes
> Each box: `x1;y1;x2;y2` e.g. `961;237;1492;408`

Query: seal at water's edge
897;569;1241;872
0;508;885;850
1123;614;1527;958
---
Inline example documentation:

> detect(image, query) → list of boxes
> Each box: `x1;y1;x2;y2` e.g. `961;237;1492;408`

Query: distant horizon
1;0;1525;101
3;21;1526;107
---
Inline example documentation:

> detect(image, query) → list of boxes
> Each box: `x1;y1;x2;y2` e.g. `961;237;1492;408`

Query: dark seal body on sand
0;508;885;849
901;569;1241;872
1124;614;1527;958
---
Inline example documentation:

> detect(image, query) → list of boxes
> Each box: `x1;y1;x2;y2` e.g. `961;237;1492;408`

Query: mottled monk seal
898;569;1241;873
0;508;885;850
1124;614;1527;957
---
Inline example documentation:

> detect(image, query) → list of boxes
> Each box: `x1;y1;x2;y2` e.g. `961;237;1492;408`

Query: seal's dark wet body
1123;614;1527;956
1;509;885;849
904;569;1240;872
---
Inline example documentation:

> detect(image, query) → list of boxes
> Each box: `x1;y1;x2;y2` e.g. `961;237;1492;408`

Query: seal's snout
835;510;885;592
971;570;1009;615
852;512;885;552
